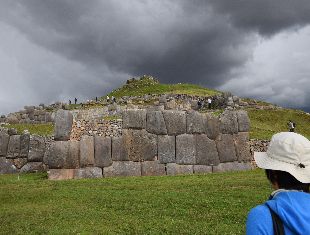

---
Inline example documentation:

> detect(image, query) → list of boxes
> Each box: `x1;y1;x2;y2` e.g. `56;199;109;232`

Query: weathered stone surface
112;136;128;161
28;135;45;162
0;132;9;156
103;161;141;177
54;109;73;141
122;129;157;161
122;109;146;129
234;132;251;162
158;135;175;163
213;162;252;172
0;157;17;174
195;134;220;165
166;163;193;175
193;165;212;174
95;136;112;167
6;135;20;158
165;99;177;110
163;110;186;135
6;115;19;124
20;162;46;173
237;110;250;132
206;114;220;140
186;111;207;134
146;111;167;134
141;161;166;176
216;134;237;163
19;134;30;157
47;141;69;169
8;128;18;136
66;140;80;168
219;111;238;134
80;135;94;167
176;134;195;164
48;169;75;180
13;158;28;169
74;167;102;179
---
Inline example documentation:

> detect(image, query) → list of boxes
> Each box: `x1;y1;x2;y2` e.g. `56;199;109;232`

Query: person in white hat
246;132;310;235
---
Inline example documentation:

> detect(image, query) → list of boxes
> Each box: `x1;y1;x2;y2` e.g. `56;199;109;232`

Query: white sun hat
254;132;310;183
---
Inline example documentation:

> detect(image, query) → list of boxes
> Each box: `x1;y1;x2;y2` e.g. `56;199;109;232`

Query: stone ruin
0;106;253;179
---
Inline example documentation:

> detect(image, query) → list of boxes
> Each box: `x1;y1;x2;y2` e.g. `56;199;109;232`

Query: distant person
287;120;296;132
74;98;77;105
207;98;212;109
247;132;310;234
197;99;202;109
106;95;110;103
69;100;71;105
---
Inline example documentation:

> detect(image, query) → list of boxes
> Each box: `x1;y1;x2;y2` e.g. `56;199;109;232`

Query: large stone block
186;111;207;134
193;165;212;174
176;134;196;165
237;110;250;132
80;135;95;167
213;162;252;172
0;132;9;157
195;134;220;165
166;163;193;176
48;169;75;180
141;161;166;176
6;135;21;159
20;162;46;173
146;111;167;135
20;134;30;158
28;135;45;162
112;136;128;161
216;134;237;163
66;140;80;168
122;129;157;161
47;141;69;169
12;158;28;169
0;157;17;174
103;161;141;177
54;109;73;141
158;135;175;163
122;109;146;129
234;132;251;162
219;111;238;134
74;167;103;179
95;136;112;167
163;110;186;135
206;114;220;140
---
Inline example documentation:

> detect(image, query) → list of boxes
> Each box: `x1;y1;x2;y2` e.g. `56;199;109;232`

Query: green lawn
2;123;54;136
0;170;270;234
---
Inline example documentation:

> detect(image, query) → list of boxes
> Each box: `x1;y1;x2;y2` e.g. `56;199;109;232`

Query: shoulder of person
246;204;273;235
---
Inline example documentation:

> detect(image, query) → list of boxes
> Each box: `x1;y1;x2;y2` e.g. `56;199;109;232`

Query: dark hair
265;169;310;192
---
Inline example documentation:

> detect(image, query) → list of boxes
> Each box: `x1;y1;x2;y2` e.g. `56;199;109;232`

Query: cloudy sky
0;0;310;115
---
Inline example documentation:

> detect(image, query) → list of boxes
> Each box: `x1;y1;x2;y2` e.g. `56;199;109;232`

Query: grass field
0;170;270;234
2;123;54;136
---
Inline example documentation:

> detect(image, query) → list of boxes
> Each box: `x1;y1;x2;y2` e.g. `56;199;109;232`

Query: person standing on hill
247;132;310;234
287;120;296;132
207;97;212;109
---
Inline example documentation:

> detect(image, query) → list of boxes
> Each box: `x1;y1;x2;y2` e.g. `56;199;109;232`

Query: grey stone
80;135;95;167
48;169;75;180
195;134;220;165
95;136;112;167
163;110;186;135
8;128;18;136
237;110;250;132
47;141;69;169
54;109;73;141
141;161;166;176
176;134;196;165
6;115;19;124
186;111;207;134
74;167;103;179
12;158;28;169
165;99;177;110
158;135;175;163
122;129;157;162
0;132;9;156
166;163;193;176
122;109;146;129
66;140;80;168
112;136;128;161
20;162;46;173
219;111;238;134
213;162;252;172
0;157;18;174
234;132;251;162
28;135;45;162
206;114;220;140
193;165;212;174
20;134;30;157
216;134;237;163
103;161;141;177
6;135;21;159
146;111;167;134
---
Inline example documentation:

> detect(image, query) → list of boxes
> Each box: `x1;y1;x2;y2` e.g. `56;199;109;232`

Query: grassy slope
2;123;54;136
0;170;269;235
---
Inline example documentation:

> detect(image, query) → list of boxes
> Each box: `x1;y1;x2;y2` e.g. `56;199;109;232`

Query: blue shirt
246;190;310;234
